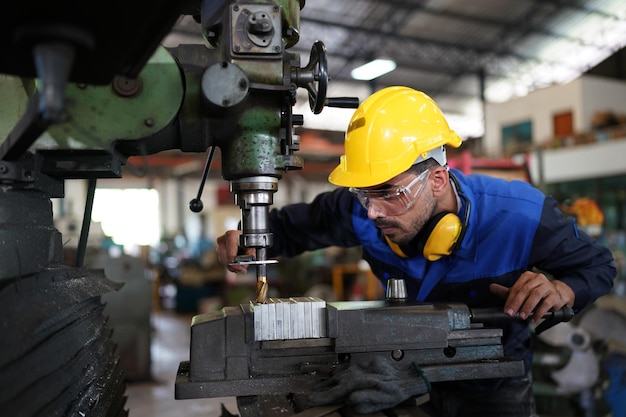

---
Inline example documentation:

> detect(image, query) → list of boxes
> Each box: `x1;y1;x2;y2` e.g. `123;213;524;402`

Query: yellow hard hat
329;86;463;188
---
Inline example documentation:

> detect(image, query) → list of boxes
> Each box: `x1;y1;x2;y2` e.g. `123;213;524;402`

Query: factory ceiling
166;0;626;139
2;0;625;179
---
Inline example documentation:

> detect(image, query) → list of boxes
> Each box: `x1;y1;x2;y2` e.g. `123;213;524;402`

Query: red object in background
448;150;531;183
217;186;233;206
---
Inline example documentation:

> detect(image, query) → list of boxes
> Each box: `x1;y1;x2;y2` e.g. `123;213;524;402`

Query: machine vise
175;298;525;403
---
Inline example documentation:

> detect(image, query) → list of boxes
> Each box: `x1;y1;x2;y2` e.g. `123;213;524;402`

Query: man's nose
367;203;385;219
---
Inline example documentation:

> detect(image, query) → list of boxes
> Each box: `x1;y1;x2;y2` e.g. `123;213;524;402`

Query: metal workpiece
175;300;524;400
252;297;328;341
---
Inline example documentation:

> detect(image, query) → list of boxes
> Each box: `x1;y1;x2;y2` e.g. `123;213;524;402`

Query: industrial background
1;1;625;417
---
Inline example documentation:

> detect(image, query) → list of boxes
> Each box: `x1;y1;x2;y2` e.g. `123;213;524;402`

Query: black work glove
307;356;431;414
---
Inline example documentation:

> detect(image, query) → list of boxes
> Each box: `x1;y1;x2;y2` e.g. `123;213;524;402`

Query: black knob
189;198;203;213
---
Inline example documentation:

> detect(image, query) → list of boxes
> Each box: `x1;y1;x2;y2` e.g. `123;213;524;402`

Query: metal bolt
391;350;404;361
443;347;457;358
144;118;155;127
0;164;8;174
112;75;142;97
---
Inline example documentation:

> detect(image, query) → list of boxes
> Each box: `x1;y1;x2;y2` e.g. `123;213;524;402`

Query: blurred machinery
533;295;626;417
98;254;153;382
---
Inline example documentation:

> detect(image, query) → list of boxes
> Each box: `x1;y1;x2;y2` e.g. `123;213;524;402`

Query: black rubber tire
0;266;128;417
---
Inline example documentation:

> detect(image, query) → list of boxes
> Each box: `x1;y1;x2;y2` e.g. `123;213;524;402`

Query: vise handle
470;305;574;324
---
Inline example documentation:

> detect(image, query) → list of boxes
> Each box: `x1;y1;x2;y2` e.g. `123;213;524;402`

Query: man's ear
430;167;449;197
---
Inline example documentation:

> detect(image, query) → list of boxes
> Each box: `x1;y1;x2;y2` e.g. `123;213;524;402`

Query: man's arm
530;196;615;309
267;187;362;258
491;196;615;319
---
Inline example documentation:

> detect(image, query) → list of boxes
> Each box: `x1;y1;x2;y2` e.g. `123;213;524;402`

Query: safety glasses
349;169;431;216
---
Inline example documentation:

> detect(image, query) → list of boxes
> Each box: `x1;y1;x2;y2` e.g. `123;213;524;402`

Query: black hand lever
325;97;360;109
470;305;575;325
534;305;575;334
189;146;216;213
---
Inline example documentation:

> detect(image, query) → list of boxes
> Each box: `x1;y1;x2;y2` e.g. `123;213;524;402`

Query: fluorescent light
351;58;397;81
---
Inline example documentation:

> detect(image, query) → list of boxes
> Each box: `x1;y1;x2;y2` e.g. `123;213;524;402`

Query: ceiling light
351;58;397;81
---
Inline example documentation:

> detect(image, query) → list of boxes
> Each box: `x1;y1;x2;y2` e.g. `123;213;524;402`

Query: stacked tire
0;266;128;417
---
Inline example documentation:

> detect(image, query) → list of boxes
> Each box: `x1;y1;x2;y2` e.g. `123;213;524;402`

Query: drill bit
255;248;268;303
256;274;268;304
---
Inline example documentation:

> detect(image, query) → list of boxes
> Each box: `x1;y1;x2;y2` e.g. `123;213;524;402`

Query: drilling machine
0;1;574;416
0;0;355;415
0;0;350;295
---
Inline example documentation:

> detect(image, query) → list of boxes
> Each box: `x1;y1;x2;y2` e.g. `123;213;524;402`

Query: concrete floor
124;310;238;417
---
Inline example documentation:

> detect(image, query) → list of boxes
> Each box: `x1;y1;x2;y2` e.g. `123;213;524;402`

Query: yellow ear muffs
419;211;463;261
384;211;463;261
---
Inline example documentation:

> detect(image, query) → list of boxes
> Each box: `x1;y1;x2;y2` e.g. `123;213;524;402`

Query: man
216;86;615;416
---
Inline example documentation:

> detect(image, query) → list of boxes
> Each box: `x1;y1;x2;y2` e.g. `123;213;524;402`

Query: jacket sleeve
529;196;615;311
267;187;362;258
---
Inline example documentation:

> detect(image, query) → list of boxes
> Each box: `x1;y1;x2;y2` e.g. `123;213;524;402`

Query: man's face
351;169;437;245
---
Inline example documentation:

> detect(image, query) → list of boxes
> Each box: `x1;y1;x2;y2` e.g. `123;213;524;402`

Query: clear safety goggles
349;168;431;216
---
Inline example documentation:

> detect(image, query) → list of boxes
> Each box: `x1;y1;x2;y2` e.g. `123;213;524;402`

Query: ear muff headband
385;236;407;257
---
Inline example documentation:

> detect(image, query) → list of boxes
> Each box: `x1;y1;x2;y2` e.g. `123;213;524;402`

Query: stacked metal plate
251;297;327;341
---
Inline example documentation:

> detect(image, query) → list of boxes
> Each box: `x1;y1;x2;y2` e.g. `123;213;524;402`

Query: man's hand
307;356;430;414
215;230;254;273
489;271;575;323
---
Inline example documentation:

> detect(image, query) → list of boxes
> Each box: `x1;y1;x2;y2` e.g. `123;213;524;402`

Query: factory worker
216;86;615;416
